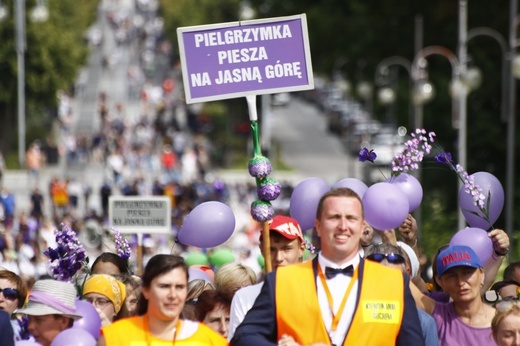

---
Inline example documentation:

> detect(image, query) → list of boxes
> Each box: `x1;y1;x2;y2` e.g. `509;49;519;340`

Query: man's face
315;196;364;263
142;267;188;322
27;314;70;346
263;235;305;270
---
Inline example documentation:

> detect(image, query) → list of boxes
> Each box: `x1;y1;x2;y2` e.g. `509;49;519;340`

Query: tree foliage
0;0;99;153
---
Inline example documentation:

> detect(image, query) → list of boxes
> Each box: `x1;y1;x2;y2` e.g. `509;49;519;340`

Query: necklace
143;314;181;345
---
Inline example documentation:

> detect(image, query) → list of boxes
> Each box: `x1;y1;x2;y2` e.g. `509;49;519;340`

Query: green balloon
209;248;235;267
185;252;209;266
257;254;265;269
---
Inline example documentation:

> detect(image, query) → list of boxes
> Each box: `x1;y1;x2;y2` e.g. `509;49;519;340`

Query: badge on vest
361;300;401;324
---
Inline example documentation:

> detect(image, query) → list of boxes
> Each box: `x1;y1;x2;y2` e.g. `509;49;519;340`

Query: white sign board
109;196;171;234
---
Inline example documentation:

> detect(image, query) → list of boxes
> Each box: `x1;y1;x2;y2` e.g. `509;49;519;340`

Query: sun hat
16;279;82;320
82;274;126;314
397;241;420;277
436;245;483;278
260;215;304;242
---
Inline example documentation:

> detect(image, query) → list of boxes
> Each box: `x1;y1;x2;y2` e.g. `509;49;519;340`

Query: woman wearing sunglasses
412;245;496;345
0;270;28;341
492;300;520;345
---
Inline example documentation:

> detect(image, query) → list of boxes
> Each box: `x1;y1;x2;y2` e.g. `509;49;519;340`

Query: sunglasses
0;287;19;301
366;253;405;264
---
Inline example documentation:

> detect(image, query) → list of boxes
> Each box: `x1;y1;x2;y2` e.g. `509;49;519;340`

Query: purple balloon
290;177;330;231
449;227;493;264
332;178;368;198
188;267;212;282
73;300;102;340
362;182;409;231
178;201;236;248
387;173;423;212
459;172;504;230
50;328;96;346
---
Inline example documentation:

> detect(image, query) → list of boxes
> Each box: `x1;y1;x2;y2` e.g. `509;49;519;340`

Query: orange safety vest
275;259;404;346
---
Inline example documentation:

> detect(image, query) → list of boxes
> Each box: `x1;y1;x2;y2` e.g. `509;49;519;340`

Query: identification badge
361;300;401;324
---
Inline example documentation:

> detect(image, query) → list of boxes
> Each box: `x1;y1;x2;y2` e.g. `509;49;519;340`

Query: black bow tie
324;265;354;279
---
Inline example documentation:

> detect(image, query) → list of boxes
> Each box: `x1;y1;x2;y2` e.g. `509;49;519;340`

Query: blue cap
436;245;483;277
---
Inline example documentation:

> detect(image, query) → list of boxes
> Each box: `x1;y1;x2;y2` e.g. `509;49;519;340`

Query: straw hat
16;279;82;320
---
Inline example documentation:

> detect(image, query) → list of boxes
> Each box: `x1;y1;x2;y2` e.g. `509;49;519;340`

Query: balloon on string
362;182;409;231
178;201;236;248
386;173;423;212
51;328;97;346
458;172;504;231
449;227;493;264
208;248;235;267
73;300;102;340
185;252;209;266
290;177;330;231
332;178;368;198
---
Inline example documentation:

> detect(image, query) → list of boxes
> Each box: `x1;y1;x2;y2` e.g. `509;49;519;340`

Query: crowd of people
0;188;518;345
1;1;519;345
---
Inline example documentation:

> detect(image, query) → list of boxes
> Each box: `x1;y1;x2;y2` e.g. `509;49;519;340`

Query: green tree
0;0;98;161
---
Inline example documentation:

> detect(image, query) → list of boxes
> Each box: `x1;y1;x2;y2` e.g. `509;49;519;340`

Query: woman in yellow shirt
98;255;227;346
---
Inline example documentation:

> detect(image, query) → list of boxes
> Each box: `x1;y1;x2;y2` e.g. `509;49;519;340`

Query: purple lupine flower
391;129;436;174
455;164;486;209
358;148;377;163
44;224;88;282
114;228;131;261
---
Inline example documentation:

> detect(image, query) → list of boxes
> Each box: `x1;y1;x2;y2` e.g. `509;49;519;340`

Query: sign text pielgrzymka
177;14;313;103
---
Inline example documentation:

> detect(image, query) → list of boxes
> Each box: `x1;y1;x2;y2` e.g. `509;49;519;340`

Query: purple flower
435;152;453;165
248;156;272;178
391;129;436;174
113;229;131;261
358;148;377;163
455;164;486;209
250;200;274;222
257;178;281;201
45;224;88;282
305;241;316;254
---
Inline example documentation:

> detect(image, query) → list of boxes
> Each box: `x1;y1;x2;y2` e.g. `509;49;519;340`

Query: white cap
397;241;420;277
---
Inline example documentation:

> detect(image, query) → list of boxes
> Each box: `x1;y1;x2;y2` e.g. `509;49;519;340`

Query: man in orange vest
231;187;424;346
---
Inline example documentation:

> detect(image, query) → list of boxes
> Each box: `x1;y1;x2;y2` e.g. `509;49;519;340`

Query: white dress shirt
317;253;360;345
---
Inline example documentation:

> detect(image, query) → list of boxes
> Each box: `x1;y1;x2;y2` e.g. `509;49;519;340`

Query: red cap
262;215;304;242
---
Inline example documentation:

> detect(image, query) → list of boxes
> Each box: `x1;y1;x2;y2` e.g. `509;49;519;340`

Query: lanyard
143;314;180;345
317;264;358;331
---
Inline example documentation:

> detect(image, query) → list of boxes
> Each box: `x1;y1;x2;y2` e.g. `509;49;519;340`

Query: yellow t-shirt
102;316;227;346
